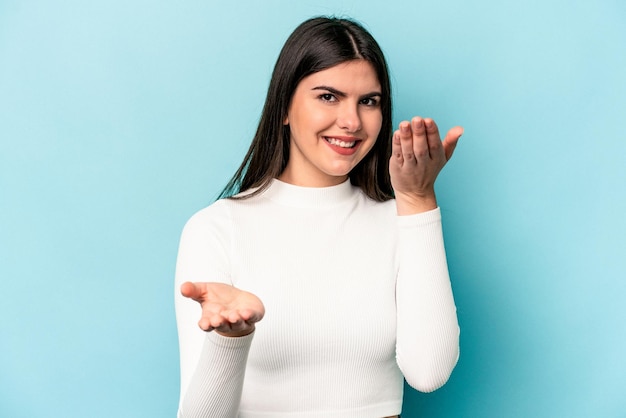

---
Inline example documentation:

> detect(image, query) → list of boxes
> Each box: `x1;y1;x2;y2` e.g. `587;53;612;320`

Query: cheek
290;104;329;134
366;113;383;137
306;107;334;129
362;114;383;154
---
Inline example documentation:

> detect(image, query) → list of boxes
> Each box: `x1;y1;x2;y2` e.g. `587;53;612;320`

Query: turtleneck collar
261;178;358;209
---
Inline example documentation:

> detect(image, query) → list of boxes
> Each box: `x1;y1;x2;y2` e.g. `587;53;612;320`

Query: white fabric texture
175;179;460;418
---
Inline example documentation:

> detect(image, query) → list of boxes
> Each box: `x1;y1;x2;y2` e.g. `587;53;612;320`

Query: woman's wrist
215;326;256;338
395;191;438;215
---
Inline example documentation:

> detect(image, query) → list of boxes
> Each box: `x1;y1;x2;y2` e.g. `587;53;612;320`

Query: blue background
1;0;625;417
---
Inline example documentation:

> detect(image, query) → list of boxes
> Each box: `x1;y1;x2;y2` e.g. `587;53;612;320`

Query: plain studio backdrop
1;1;625;417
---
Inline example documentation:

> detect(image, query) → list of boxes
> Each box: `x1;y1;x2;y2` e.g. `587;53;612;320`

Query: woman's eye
361;97;379;106
320;93;336;102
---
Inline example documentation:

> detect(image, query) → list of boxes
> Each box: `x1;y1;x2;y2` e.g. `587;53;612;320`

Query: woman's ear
283;115;289;125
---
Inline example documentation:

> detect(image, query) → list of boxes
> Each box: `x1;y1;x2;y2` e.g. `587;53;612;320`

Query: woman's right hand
180;282;265;337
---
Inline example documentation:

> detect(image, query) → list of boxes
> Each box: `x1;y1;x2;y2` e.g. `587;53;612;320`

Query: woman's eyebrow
312;85;382;98
312;86;347;97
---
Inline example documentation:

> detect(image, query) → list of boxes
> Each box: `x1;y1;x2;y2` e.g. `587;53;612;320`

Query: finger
209;314;229;330
199;308;233;331
199;318;211;331
410;117;430;160
422;118;443;156
181;282;202;301
240;308;264;323
227;321;246;333
199;314;220;331
215;312;248;334
391;130;403;166
442;126;464;161
225;310;244;324
399;121;417;166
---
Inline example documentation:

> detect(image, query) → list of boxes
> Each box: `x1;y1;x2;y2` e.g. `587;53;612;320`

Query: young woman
175;16;462;418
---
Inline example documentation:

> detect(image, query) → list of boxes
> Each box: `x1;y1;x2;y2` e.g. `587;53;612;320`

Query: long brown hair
219;17;393;201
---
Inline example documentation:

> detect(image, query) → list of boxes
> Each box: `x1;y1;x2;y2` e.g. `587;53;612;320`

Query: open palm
181;282;265;337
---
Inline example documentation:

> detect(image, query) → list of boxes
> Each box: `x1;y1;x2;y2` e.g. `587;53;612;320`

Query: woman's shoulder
181;198;235;236
182;193;263;229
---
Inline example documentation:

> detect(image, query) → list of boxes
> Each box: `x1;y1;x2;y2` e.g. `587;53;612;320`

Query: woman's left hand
389;117;463;215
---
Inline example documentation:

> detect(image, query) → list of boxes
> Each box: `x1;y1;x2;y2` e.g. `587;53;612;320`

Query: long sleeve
175;203;251;417
179;332;253;418
395;207;460;392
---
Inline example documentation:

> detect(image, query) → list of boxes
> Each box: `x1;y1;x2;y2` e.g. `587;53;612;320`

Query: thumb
443;126;463;161
180;281;203;301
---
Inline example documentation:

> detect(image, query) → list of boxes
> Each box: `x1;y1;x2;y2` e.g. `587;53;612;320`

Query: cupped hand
389;117;463;214
181;282;265;337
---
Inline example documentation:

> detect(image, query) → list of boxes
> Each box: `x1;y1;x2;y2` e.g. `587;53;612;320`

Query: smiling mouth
324;137;358;148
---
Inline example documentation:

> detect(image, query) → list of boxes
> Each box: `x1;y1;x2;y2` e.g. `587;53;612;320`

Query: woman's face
279;59;383;187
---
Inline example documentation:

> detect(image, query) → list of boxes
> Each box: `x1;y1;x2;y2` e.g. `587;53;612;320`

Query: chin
325;167;353;179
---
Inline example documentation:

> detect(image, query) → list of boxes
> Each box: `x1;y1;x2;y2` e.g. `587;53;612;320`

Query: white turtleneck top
175;179;460;418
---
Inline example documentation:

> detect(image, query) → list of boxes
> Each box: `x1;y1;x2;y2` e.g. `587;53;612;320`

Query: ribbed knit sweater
175;179;460;418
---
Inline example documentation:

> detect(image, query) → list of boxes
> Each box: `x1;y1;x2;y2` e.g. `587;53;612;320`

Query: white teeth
326;137;356;148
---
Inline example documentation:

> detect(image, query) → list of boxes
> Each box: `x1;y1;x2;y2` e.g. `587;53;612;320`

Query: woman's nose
336;104;362;133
